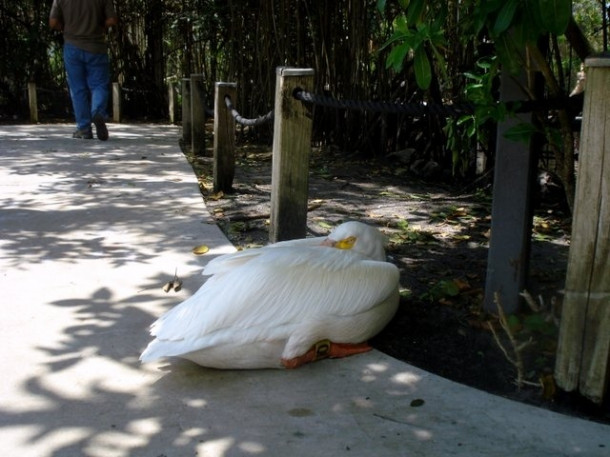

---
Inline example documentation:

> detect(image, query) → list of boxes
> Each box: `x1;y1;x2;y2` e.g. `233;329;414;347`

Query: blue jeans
63;43;110;131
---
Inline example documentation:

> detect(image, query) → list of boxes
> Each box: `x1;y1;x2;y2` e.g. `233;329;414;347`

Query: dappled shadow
0;123;216;272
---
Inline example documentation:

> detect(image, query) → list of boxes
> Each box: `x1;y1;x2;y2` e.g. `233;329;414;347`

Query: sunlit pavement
1;123;608;456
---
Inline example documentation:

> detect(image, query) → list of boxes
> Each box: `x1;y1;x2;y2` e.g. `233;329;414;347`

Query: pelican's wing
202;236;327;276
147;245;399;352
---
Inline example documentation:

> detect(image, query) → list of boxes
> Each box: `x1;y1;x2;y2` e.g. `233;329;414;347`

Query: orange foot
281;340;372;369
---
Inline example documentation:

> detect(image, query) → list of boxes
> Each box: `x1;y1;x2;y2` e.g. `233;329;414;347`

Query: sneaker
72;128;93;139
93;113;109;141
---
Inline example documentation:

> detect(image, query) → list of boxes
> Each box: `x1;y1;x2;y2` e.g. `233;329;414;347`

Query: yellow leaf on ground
192;244;210;255
208;191;224;201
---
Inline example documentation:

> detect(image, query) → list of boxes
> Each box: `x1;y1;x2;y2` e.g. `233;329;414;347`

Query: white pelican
140;221;400;369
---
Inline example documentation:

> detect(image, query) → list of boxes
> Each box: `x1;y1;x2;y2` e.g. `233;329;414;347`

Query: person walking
49;0;118;141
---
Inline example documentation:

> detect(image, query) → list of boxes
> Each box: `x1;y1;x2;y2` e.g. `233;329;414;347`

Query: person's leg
86;51;110;140
63;43;92;133
86;52;110;118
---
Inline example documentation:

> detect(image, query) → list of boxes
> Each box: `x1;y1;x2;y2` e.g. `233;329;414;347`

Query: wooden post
28;83;38;123
168;82;177;124
269;67;315;242
112;82;122;123
555;55;610;404
182;78;192;151
483;67;534;313
190;74;207;156
213;82;237;193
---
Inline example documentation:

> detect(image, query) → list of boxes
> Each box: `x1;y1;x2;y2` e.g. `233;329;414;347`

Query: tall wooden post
213;82;237;193
269;67;314;242
112;82;122;123
168;82;177;124
190;74;207;156
483;67;534;313
555;55;610;404
181;78;192;151
28;83;38;123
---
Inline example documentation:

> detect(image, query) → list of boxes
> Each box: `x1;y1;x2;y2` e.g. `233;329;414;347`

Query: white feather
140;221;400;369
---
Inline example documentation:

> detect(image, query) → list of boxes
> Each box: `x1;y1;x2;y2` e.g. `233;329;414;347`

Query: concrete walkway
0;123;607;457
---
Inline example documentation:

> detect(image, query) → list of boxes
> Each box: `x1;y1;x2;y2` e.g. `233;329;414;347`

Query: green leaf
376;0;387;13
493;0;519;35
538;0;572;34
406;0;425;25
386;42;411;72
393;13;409;34
413;48;432;89
442;280;460;297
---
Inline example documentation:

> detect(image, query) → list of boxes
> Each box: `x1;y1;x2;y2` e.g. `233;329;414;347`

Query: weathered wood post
213;82;237;193
269;67;315;242
181;78;192;151
112;82;122;123
483;65;534;313
190;74;207;156
555;54;610;404
27;83;38;123
168;82;177;124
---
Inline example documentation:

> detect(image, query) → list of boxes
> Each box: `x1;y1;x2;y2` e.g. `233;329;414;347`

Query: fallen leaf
192;244;210;255
540;374;557;400
410;399;425;407
208;191;224;201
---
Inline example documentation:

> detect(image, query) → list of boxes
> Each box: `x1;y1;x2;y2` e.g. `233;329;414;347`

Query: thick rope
294;89;473;117
293;89;582;118
224;95;274;126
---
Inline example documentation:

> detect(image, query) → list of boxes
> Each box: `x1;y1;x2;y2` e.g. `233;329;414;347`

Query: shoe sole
93;114;109;141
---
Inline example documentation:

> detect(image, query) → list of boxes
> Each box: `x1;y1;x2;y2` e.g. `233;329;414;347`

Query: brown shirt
49;0;117;54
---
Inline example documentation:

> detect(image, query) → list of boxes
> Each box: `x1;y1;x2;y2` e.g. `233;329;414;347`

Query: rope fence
293;88;583;118
224;95;274;127
206;87;583;127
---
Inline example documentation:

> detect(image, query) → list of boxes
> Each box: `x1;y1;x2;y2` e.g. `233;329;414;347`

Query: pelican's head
323;221;387;261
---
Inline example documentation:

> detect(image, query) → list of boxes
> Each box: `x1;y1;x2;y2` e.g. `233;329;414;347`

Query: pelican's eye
334;236;357;250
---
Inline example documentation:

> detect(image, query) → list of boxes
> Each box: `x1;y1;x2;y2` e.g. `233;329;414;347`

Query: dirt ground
187;143;609;424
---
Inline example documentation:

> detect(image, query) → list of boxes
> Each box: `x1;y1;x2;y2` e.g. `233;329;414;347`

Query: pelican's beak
322;236;356;250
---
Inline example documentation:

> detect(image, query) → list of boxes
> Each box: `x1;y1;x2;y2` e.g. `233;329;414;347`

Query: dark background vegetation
1;1;607;190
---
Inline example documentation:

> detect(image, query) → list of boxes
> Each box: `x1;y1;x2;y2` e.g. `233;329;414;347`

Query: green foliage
420;278;460;302
388;219;436;245
378;0;588;190
379;2;447;90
